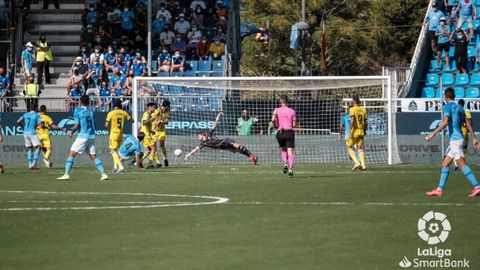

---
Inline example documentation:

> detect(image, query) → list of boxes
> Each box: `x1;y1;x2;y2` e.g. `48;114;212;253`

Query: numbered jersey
37;114;53;138
349;106;367;137
106;109;132;137
74;107;96;139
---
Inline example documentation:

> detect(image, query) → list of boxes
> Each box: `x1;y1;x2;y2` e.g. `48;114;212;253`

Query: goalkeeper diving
184;112;258;165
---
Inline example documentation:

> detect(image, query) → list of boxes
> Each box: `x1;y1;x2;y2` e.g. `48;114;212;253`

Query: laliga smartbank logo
398;211;470;268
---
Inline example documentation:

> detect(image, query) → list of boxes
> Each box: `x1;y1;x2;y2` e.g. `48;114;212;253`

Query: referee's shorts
276;130;295;148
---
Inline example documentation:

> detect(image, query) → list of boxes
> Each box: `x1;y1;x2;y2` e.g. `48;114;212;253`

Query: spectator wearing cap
160;26;175;51
23;74;40;112
172;34;187;55
157;47;172;73
196;36;210;60
174;13;191;35
72;56;89;76
436;17;451;70
120;4;135;35
209;37;225;60
156;3;172;22
21;42;35;78
457;0;476;38
170;51;185;74
35;33;53;84
424;4;445;53
190;0;206;12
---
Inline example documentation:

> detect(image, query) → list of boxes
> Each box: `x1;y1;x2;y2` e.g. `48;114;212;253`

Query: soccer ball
174;149;183;157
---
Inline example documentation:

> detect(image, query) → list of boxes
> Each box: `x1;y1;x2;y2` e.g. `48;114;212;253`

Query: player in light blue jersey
57;95;108;181
16;103;42;169
118;132;145;169
426;88;480;197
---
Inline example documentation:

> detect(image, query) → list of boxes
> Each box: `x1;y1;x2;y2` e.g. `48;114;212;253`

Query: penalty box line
227;201;480;207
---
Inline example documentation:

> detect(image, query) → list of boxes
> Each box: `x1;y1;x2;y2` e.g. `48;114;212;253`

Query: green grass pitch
0;164;479;270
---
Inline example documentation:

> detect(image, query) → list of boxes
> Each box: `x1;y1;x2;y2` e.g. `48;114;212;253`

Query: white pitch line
0;190;229;211
1;200;195;205
228;201;480;207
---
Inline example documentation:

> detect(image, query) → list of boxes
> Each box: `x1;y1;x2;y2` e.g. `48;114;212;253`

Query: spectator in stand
0;68;11;99
109;67;127;91
457;0;476;38
191;6;204;28
215;24;226;42
170;51;185;75
209;37;225;60
216;1;228;28
190;0;207;12
172;34;187;55
160;26;175;50
152;15;167;39
187;25;202;47
237;109;258;136
36;33;53;84
196;36;210;60
135;3;148;27
131;27;147;51
114;55;129;75
434;0;447;13
120;4;135;35
131;57;147;76
119;35;134;55
81;24;96;48
103;45;117;72
174;13;191;35
424;3;445;54
86;4;98;25
89;45;104;64
78;44;90;63
157;47;172;73
67;82;83;112
71;57;89;77
156;3;172;22
88;60;104;83
125;70;136;94
68;68;85;92
92;33;108;50
169;1;183;20
447;0;459;23
107;5;122;38
42;0;59;9
21;42;35;78
450;27;469;73
98;81;112;112
436;17;451;70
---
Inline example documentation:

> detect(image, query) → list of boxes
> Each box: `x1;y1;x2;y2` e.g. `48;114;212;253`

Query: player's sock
437;167;450;190
111;151;122;168
461;165;479;188
288;152;295;169
348;149;359;165
45;148;51;161
153;152;161;164
281;150;288;164
33;148;40;164
94;158;106;174
239;146;251;157
65;156;74;174
27;150;33;166
161;145;167;159
358;149;366;168
149;152;156;165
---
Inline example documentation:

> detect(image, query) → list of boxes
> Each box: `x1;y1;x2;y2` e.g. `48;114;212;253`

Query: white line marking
0;190;229;211
228;201;480;207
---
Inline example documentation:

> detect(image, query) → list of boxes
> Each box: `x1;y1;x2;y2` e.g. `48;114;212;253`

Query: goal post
132;76;394;165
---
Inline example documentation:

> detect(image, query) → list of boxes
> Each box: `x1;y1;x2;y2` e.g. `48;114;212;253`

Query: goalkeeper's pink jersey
273;105;296;131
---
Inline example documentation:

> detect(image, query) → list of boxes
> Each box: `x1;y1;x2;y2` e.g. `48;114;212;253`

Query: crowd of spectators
63;0;229;109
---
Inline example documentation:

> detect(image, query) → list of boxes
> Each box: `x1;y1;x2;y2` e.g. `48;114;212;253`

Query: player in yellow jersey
151;100;170;167
455;99;472;170
347;96;368;171
105;99;133;173
37;105;66;168
140;102;157;168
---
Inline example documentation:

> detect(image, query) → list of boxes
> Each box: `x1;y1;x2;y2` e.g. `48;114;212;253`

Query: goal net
132;77;394;165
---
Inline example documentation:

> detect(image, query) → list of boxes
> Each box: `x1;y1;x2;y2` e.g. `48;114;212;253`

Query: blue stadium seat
454;87;465;98
436;88;446;98
197;71;211;77
212;60;224;71
151;61;158;73
170;71;183;77
448;46;455;58
429;60;441;72
442;73;455;86
157;71;169;77
468;46;476;58
211;71;223;77
422;87;436;98
455;73;470;86
443;61;456;73
186;61;198;71
184;70;196;77
426;73;439;86
475;20;480;31
471;74;480;86
198;60;212;71
171;86;183;95
466;87;480;98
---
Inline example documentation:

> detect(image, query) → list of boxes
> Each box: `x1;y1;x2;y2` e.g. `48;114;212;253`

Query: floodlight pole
147;0;152;76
